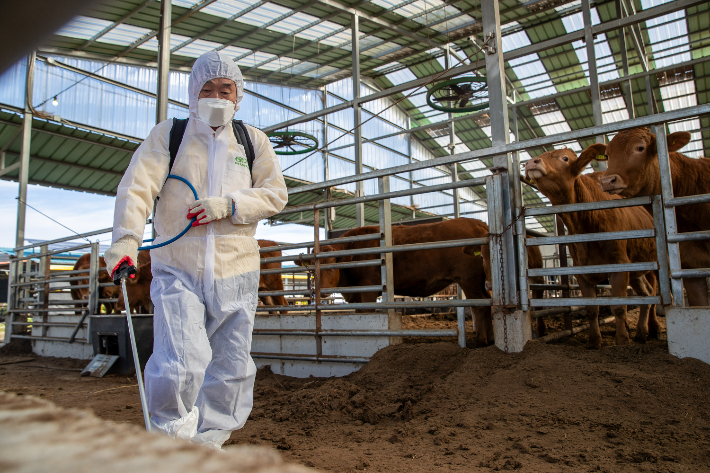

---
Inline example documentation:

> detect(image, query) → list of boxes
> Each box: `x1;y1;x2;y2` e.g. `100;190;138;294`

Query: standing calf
525;147;660;348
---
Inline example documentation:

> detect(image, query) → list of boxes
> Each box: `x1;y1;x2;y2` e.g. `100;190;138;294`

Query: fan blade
458;98;470;108
450;84;463;94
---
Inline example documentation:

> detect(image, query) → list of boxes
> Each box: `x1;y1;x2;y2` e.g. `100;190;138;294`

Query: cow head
524;148;594;201
601;128;691;197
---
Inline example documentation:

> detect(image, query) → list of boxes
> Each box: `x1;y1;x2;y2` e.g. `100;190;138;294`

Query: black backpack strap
168;118;189;178
232;120;255;175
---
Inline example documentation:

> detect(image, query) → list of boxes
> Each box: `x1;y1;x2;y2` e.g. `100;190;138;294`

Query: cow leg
531;286;547;337
646;273;661;340
577;278;601;349
629;276;652;343
609;272;631;346
274;295;289;315
684;277;709;307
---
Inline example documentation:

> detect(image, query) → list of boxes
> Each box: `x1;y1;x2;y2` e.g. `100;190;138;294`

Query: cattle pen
2;0;710;470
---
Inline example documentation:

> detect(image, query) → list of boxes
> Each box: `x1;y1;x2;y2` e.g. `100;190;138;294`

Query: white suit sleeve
227;126;288;224
112;120;172;244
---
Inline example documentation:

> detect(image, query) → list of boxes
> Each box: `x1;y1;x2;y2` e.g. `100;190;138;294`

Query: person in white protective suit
104;51;288;449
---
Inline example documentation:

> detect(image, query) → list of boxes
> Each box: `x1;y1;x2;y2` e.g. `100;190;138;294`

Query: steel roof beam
79;0;157;51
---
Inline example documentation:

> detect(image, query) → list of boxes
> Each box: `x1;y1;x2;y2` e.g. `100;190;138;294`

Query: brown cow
464;237;547;337
115;250;152;314
525;147;660;348
70;254;119;315
598;128;710;306
316;218;501;346
257;239;288;314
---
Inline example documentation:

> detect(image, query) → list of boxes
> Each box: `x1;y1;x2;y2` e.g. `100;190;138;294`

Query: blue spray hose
138;175;198;251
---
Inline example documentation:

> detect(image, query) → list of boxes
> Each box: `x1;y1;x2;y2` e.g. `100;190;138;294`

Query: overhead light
52;96;58;106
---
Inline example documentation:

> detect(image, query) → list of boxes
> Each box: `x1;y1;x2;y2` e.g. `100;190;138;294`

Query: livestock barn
1;0;710;470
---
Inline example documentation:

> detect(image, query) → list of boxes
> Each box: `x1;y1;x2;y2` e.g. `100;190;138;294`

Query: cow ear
572;144;606;176
667;131;691;152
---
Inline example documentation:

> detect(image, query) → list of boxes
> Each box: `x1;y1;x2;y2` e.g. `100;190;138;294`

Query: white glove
187;196;234;227
104;236;139;278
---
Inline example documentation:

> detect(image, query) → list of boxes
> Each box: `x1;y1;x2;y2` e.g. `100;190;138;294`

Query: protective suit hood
188;51;245;120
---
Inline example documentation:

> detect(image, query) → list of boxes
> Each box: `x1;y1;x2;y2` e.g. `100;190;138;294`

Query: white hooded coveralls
110;52;288;441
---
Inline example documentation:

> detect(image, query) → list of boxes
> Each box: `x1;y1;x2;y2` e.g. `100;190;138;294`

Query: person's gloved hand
104;236;139;279
187;197;234;227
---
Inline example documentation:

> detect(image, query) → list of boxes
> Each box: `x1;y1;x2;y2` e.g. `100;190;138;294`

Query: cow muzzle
600;174;627;194
524;159;546;180
485;280;492;292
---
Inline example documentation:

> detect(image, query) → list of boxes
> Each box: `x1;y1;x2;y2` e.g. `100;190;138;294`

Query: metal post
651;195;672;305
323;88;334;239
156;0;171;124
655;127;684;305
407;115;415;218
583;0;606;169
4;258;16;344
645;76;655;116
313;209;322;356
482;0;517;306
378;176;400;344
616;0;634;119
16;52;34;251
39;244;49;339
512;105;529;311
352;14;365;227
556;217;573;331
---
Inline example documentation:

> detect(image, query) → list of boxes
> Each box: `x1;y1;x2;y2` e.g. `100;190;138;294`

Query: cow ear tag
595;154;608;161
474;250;481;256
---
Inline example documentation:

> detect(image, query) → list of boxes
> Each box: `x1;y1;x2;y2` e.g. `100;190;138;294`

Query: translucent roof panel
553;141;582;152
296;21;350;45
642;0;690;68
140;33;192;53
195;0;266;20
56;16;154;47
220;45;253;59
601;97;630;124
660;80;698;112
269;11;320;35
55;15;112;41
534;111;572;135
385;67;418;86
508;54;557;98
236;51;278;68
561;10;619;82
174;39;224;58
239;2;292;28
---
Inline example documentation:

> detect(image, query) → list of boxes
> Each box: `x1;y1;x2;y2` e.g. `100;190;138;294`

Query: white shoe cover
191;430;231;451
151;406;199;440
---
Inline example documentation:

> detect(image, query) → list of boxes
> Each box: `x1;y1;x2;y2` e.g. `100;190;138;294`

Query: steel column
616;0;634;119
655;127;684;305
16;53;34;251
407;115;415;218
378;176;400;345
583;0;606;167
156;0;172;124
352;14;365;227
512;105;529;311
651;195;672;305
482;0;517;306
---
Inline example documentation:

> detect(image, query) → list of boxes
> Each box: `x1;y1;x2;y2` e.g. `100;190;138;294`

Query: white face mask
197;98;236;127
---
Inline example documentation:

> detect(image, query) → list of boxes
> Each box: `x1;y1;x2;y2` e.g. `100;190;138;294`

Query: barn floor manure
1;308;709;472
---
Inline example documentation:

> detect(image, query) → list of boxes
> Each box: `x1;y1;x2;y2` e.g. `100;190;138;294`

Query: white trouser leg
195;269;259;434
145;267;210;438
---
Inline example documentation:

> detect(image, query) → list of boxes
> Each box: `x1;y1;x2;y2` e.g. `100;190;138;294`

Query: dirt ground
1;309;710;472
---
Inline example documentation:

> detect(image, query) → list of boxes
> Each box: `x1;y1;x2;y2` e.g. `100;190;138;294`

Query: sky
0;180;321;251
